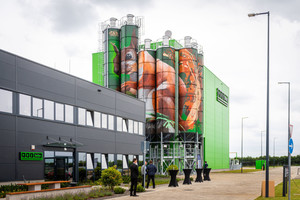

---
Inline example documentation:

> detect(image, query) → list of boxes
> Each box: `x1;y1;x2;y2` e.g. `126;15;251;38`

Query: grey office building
0;49;146;182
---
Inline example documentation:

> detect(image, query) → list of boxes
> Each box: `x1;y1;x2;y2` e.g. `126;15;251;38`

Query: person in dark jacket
204;161;208;169
146;160;157;189
130;158;139;196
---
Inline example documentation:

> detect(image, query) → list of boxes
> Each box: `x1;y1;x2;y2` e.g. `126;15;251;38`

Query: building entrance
44;151;73;181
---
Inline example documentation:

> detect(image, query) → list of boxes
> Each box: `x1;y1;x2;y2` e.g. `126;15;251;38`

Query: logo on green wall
216;88;228;107
20;152;43;161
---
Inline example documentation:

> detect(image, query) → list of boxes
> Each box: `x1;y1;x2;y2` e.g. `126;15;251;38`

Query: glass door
56;157;66;180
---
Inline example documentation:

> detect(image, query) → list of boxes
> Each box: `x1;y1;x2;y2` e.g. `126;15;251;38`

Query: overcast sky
1;0;300;157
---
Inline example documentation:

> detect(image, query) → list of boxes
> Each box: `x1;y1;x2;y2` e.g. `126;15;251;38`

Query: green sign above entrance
20;152;43;161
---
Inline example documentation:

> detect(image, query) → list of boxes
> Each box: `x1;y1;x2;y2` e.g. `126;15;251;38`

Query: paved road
113;167;298;200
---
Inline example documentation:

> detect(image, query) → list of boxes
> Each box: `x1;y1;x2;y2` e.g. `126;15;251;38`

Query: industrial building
0;49;145;182
0;14;229;183
92;14;229;173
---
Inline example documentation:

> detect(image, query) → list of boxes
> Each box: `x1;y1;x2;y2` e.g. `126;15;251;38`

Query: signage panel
20;152;43;161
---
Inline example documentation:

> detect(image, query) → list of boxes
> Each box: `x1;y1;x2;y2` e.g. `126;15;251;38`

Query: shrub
73;192;88;200
60;182;69;188
166;165;179;175
79;168;86;182
137;166;143;183
100;165;123;190
136;185;145;192
104;191;113;196
0;184;28;198
122;175;131;184
94;166;102;180
114;186;126;194
190;177;194;181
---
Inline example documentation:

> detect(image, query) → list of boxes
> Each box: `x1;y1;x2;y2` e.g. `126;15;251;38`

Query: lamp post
278;81;291;200
248;11;270;197
241;117;248;173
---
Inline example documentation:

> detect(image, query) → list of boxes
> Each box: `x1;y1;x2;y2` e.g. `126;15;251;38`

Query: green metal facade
203;66;229;169
92;52;104;86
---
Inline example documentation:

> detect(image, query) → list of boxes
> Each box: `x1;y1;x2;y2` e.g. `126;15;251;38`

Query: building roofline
203;65;229;89
0;49;144;103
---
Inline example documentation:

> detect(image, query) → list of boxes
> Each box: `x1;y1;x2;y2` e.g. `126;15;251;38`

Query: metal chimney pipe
184;36;192;48
127;14;134;25
109;17;117;28
192;42;198;49
144;39;152;49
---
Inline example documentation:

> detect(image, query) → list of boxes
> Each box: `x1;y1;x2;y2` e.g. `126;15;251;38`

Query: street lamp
248;11;270;197
278;81;291;200
241;116;248;173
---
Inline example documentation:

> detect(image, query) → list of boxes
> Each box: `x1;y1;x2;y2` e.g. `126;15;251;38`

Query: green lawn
146;177;171;186
256;179;300;199
213;169;262;173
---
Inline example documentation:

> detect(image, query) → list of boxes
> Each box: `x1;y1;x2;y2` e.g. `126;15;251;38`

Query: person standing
204;161;208;169
141;161;147;187
146;160;157;189
130;158;138;196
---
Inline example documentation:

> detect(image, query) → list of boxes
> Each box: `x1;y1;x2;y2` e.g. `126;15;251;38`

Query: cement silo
179;36;202;140
155;33;176;140
103;17;121;91
120;14;139;97
138;39;156;140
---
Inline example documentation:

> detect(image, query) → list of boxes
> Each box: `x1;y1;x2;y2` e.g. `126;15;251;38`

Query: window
0;89;13;113
134;121;138;134
94;112;101;128
32;97;43;118
55;103;64;121
128;120;133;133
117;117;122;132
122;119;128;132
87;110;94;126
78;108;86;125
128;155;133;167
65;105;74;123
86;153;94;170
44;100;54;120
101;154;108;170
139;122;143;135
108;115;114;130
138;155;144;166
108;154;114;167
123;155;128;169
117;154;123;171
19;94;31;116
78;153;86;181
94;153;101;169
44;151;54;158
102;114;107;129
55;151;72;157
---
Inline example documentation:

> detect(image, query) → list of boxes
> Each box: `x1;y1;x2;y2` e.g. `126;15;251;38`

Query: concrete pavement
113;166;298;200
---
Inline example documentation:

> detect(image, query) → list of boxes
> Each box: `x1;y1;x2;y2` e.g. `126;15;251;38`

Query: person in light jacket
141;161;147;187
